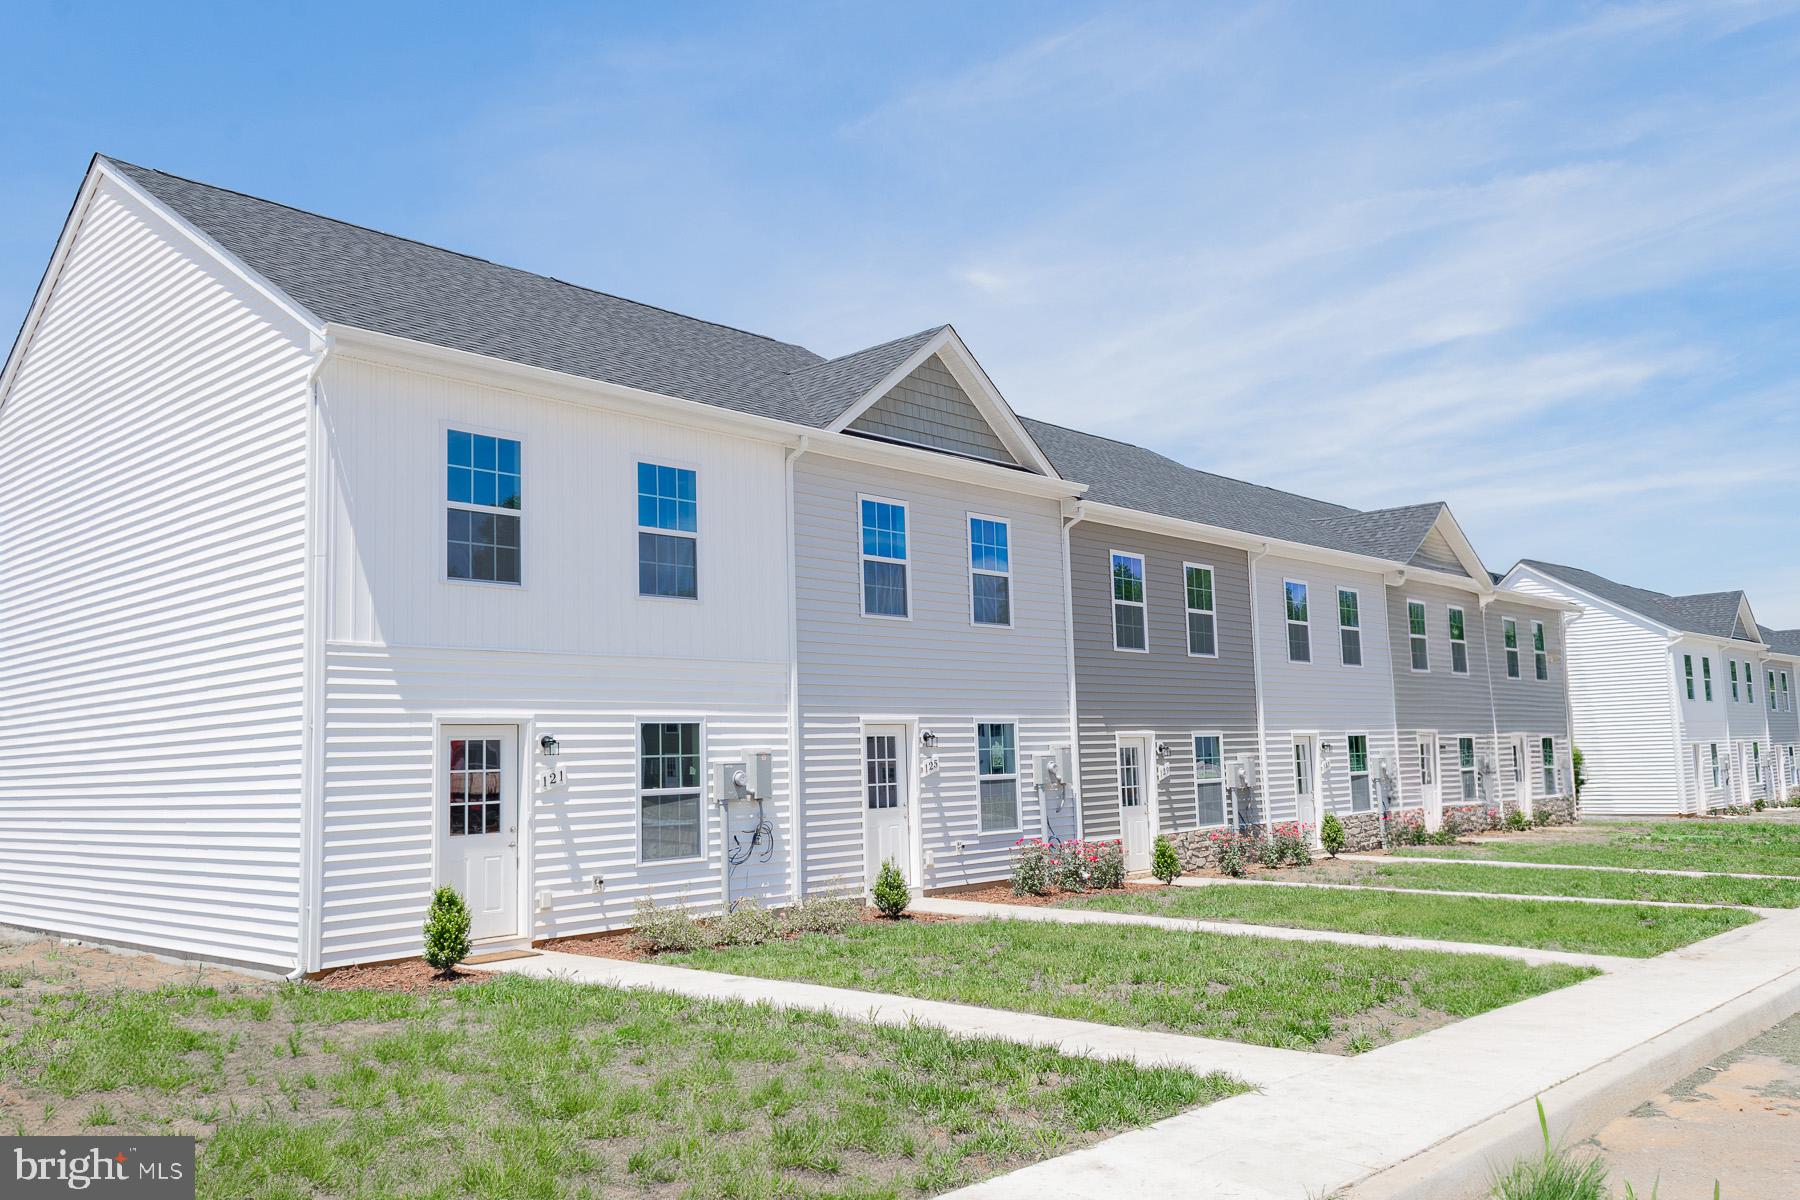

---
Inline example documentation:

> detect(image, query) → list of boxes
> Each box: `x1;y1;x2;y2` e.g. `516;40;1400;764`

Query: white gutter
1478;597;1504;814
784;436;809;902
1246;543;1274;834
1061;500;1087;842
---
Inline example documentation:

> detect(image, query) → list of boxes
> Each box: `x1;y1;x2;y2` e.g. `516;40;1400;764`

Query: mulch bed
313;959;483;993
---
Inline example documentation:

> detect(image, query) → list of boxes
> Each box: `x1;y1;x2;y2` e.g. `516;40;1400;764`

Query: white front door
1117;737;1153;871
863;726;911;889
1418;732;1441;828
441;725;520;942
1510;734;1531;817
1292;736;1318;831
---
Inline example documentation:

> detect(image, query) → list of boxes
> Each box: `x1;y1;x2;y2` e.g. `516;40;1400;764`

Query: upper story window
446;429;522;585
1503;617;1520;678
859;497;910;618
1703;657;1714;701
1744;661;1754;705
1337;588;1362;666
1448;606;1468;674
1185;565;1217;657
976;722;1019;832
1683;654;1696;700
1769;670;1778;712
1532;621;1548;681
1348;734;1371;811
1112;552;1147;651
1731;660;1741;701
1783;671;1792;711
1193;734;1225;826
637;462;698;599
639;722;702;863
1407;601;1429;671
968;516;1012;627
1285;581;1311;663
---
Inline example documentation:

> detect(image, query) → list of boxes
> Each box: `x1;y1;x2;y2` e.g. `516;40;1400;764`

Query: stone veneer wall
1337;812;1384;852
1535;794;1578;825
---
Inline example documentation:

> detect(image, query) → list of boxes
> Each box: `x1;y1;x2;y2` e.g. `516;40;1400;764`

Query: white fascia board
1425;506;1494;594
325;324;1085;501
1505;563;1678;637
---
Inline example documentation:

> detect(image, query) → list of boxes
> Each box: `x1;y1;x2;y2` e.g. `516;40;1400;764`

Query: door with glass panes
440;725;520;941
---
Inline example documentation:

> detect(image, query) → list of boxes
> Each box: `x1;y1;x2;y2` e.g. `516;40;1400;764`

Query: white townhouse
1502;560;1778;814
0;156;1077;975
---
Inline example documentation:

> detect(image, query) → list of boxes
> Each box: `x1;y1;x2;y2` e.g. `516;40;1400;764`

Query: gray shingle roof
1021;417;1475;570
1759;627;1800;657
103;157;937;430
1522;560;1757;641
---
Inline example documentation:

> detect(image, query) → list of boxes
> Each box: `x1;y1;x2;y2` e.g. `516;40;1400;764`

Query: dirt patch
543;907;961;964
0;930;264;995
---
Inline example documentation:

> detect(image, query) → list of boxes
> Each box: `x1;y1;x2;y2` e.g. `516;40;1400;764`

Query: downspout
1247;544;1273;834
1385;570;1408;819
1479;598;1505;815
1060;500;1086;841
784;436;808;903
295;333;334;979
1557;610;1584;814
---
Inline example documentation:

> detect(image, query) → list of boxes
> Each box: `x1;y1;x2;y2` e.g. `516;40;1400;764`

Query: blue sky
6;1;1800;621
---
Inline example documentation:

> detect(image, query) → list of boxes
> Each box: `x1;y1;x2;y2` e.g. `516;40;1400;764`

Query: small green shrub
1753;797;1766;811
1151;835;1180;884
872;860;911;918
717;899;779;946
1319;813;1345;857
422;886;471;974
1255;835;1284;868
630;898;712;953
777;892;861;936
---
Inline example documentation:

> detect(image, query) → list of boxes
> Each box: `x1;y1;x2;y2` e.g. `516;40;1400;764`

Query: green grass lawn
0;975;1241;1199
1060;884;1754;957
670;918;1597;1054
1298;859;1800;907
1392;820;1800;877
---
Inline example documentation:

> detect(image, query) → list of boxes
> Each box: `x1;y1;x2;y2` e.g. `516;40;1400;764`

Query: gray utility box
713;750;775;803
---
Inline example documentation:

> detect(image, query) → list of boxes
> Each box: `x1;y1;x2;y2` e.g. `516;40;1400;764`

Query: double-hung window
1111;552;1147;651
1532;621;1548;680
1408;601;1429;671
639;722;701;862
446;429;522;584
1448;607;1469;675
859;497;910;618
1769;670;1778;712
1752;742;1761;784
1458;737;1476;801
1338;588;1362;666
977;722;1019;832
1683;655;1696;701
1710;743;1721;788
1193;734;1225;826
1285;581;1311;662
1703;657;1714;701
1503;617;1520;678
1348;735;1371;811
1731;660;1741;701
1783;671;1792;711
1185;565;1217;656
968;516;1012;626
637;462;698;598
1541;738;1557;795
1744;661;1755;705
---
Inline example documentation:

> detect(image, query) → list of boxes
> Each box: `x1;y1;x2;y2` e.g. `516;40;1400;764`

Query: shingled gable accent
846;352;1018;466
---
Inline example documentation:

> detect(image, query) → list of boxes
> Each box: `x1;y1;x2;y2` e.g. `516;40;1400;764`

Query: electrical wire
727;797;775;873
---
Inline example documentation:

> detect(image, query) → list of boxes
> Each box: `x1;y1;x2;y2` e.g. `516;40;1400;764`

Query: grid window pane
865;736;900;810
639;531;698;598
640;722;702;862
447;430;522;511
1447;609;1465;640
1112;554;1144;603
1503;619;1517;648
447;510;521;583
1189;611;1217;656
1115;603;1147;651
1341;628;1362;666
1338;589;1359;629
1288;622;1311;663
1186;566;1214;613
445;737;503;838
1118;746;1142;807
637;463;698;533
969;518;1010;573
864;560;909;617
1285;581;1308;622
861;500;907;560
973;573;1011;625
641;793;701;861
1408;602;1427;637
1451;643;1469;674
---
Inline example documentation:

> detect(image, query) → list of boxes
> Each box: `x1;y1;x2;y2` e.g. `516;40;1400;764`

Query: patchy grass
670;918;1596;1054
0;974;1238;1199
1059;884;1754;957
1394;820;1800;877
1298;858;1800;907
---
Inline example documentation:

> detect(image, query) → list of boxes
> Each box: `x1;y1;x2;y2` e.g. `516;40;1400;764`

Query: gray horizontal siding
1388;582;1493;738
1485;600;1569;735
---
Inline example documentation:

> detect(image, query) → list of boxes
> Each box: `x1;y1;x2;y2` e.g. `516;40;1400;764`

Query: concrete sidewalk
908;895;1635;970
1344;852;1800;881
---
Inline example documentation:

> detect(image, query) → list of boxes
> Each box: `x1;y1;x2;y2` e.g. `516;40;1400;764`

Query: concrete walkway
1344;852;1800;881
1142;872;1768;913
468;948;1319;1086
908;895;1635;971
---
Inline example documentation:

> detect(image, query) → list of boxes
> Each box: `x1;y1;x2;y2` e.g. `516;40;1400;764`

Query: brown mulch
540;929;652;962
950;882;1067;907
857;906;961;924
313;959;484;993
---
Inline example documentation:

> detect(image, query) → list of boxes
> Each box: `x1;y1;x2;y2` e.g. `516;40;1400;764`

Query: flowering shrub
1009;837;1127;893
1381;808;1427;847
1270;822;1313;866
1088;840;1126;889
1010;838;1053;896
1209;829;1256;877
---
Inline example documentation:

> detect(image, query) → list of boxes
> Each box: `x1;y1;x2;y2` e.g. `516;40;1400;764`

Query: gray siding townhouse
1757;628;1800;798
1485;586;1578;822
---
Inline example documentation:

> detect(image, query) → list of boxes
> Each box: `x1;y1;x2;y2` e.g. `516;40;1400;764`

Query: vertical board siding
847;355;1017;464
1067;522;1258;837
316;358;793;967
792;455;1070;893
0;180;314;968
1508;572;1680;813
1253;554;1400;824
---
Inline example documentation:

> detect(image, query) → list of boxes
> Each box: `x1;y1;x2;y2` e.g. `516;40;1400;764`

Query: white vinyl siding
1112;551;1148;652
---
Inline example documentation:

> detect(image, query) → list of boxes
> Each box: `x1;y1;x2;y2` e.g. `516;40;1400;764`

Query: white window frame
1769;669;1778;712
1337;586;1363;668
1284;579;1312;664
1447;605;1469;675
1703;656;1714;701
1502;616;1520;679
966;512;1014;629
1683;654;1696;701
1730;659;1741;701
1407;599;1429;672
1347;732;1373;813
1744;660;1755;705
857;494;913;621
635;458;701;602
1532;620;1548;681
636;717;707;867
1183;562;1219;659
1458;736;1477;801
1111;550;1149;653
1417;730;1438;795
1752;741;1761;784
1540;736;1557;796
1191;730;1227;828
1783;671;1792;712
1711;743;1721;789
443;420;526;590
975;719;1022;834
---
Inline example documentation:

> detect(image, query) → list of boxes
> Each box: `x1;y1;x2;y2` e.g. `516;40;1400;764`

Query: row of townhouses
0;158;1792;976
